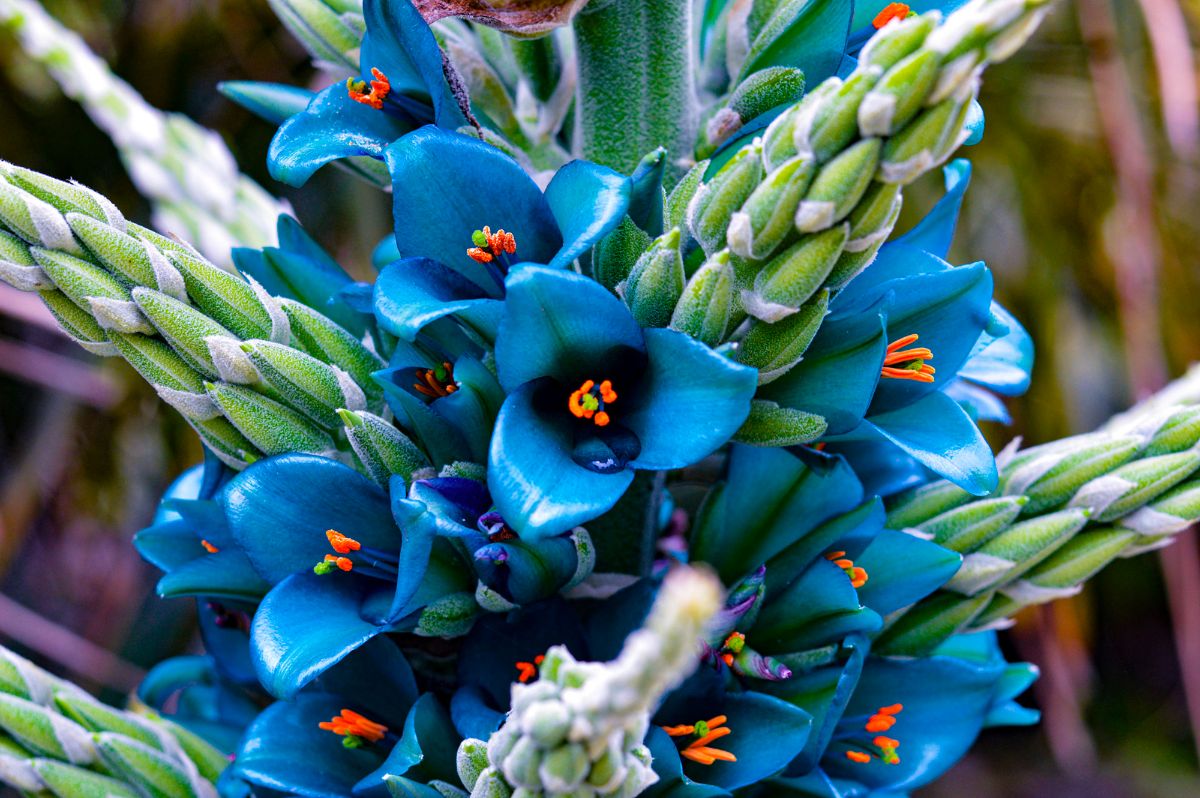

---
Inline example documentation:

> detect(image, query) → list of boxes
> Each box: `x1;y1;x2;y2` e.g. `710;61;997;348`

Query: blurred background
1;1;1199;795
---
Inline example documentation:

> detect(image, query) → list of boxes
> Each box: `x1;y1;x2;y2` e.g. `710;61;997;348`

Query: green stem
573;0;696;180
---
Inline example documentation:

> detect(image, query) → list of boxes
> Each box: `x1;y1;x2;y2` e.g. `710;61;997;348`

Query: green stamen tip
471;230;488;247
314;561;336;576
903;360;925;371
342;735;364;749
434;364;449;382
581;393;599;411
693;720;710;738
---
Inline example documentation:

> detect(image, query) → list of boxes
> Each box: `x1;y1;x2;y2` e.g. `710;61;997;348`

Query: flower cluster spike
456;567;723;798
0;645;224;798
877;366;1200;656
663;0;1052;366
0;164;394;470
0;0;289;267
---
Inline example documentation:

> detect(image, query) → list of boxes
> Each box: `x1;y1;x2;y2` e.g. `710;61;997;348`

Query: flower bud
623;228;686;328
1069;449;1200;523
859;49;942;136
728;154;816;260
732;400;828;447
878;96;972;185
743;224;848;323
735;288;829;382
242;339;367;429
339;409;430;489
671;250;735;345
205;381;336;457
688;142;764;255
916;495;1028;553
40;290;116;356
795;139;882;233
1001;435;1144;514
279;298;385;405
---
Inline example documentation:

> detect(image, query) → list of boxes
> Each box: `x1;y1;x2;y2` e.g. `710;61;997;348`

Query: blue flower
217;455;472;699
229;638;461;798
487;266;758;538
798;631;1038;796
372;126;631;342
761;161;1031;497
268;0;466;187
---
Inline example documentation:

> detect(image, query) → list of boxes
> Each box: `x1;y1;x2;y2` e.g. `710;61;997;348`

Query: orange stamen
846;750;872;764
319;709;388;743
594;411;610;427
346;68;391;110
467;225;517;264
568;379;617;426
881;334;935;383
873;3;911;28
515;654;545;683
825;551;869;588
200;540;219;554
326;529;361;554
413;362;458;398
467;247;493;263
662;716;736;765
878;704;903;716
873;736;899;749
325;553;353;572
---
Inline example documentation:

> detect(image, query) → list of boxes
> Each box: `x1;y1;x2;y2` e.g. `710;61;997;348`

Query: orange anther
882;334;935;382
347;68;391;110
326;529;361;554
878;704;903;716
320;708;388;742
200;540;219;554
324;554;353;572
846;750;872;764
663;716;735;765
467;247;493;263
866;715;896;733
873;736;899;749
594;411;610;427
873;3;911;29
515;654;545;683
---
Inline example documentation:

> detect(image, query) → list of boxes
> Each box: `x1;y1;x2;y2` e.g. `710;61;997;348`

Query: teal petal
251;573;391;698
543;159;631;269
741;0;853;85
892;159;971;261
853;529;961;615
373;258;501;341
384;127;562;273
358;694;459;792
753;560;881;653
959;303;1033;396
156;550;271;602
489;381;635;538
219;81;314;125
223;455;399;584
625;329;757;470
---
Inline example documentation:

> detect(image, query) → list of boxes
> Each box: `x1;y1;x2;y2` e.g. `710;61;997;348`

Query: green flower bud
0;178;82;255
33;759;140;798
671;251;735;345
205;381;336;457
878;96;972;185
53;694;161;752
826;183;903;289
859;11;939;70
743;225;847;323
916;495;1028;553
67;213;186;300
1002;527;1137;604
1143;406;1200;455
457;739;490;793
732;400;828;446
242;339;366;429
469;767;513;798
960;507;1091;591
1002;435;1144;514
0;228;50;291
874;591;992;656
794;139;882;233
170;250;287;342
267;0;363;70
3;165;122;227
0;693;94;764
501;736;543;791
93;732;209;798
689;143;764;255
782;79;841;165
805;67;882;163
727;154;816;260
188;417;261;469
280;298;385;404
40;289;115;356
31;247;152;334
886;479;974;528
665;160;709;233
623;228;685;328
735;288;828;382
339;409;430;489
1119;477;1200;542
859;49;942;136
132;287;237;378
414;592;479;638
593;217;653;293
538;743;588;794
109;333;210;414
1069;449;1200;523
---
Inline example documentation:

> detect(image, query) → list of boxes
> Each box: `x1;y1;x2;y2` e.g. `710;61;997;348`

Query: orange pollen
515;654;545;683
846;750;872;764
874;736;899;749
873;3;912;28
825;551;869;588
467;225;517;263
326;529;362;554
882;333;935;383
568;379;617;426
200;539;219;554
347;68;391;110
325;553;354;572
662;716;737;766
319;709;388;743
414;362;458;398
